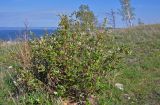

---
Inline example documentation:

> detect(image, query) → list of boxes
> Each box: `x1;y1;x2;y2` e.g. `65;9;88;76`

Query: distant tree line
106;0;144;28
60;0;143;29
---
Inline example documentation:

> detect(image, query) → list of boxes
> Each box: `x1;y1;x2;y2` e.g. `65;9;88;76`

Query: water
0;27;57;41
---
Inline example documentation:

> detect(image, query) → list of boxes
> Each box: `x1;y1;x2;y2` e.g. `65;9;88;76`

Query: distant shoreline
0;27;57;30
0;27;57;41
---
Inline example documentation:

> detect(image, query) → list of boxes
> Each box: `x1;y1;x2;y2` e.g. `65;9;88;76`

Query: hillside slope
0;24;160;104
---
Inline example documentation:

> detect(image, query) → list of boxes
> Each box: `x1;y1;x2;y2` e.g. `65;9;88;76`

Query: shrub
15;7;129;104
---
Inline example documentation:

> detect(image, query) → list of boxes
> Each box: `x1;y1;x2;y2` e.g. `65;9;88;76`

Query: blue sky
0;0;160;27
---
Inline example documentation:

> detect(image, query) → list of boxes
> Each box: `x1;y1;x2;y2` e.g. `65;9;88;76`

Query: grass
0;43;17;105
112;25;160;105
0;43;63;105
0;24;160;105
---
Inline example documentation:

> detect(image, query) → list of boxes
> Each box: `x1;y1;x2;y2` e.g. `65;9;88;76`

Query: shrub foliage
15;5;129;103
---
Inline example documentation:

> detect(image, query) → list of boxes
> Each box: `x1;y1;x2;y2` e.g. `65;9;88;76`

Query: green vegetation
0;5;160;105
1;25;160;105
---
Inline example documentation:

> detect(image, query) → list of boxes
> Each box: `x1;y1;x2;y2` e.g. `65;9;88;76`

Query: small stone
13;81;17;84
53;91;58;95
108;50;112;53
128;96;131;100
115;83;124;91
8;66;13;69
